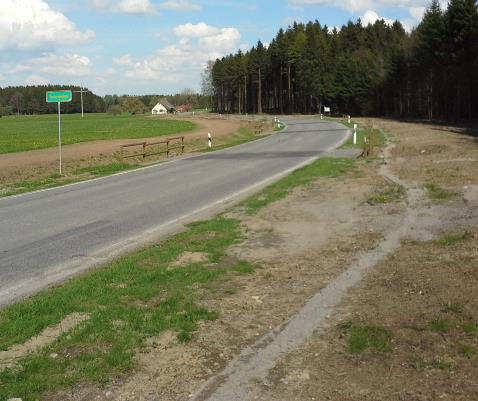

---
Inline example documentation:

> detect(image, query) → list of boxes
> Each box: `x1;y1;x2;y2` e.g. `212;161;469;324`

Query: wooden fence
121;136;185;160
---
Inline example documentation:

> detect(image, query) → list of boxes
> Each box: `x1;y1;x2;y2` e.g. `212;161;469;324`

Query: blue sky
0;0;436;95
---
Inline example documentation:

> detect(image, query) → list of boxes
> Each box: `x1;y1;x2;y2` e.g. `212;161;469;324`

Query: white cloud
91;0;157;14
117;0;156;14
122;23;242;89
0;0;95;50
409;6;425;20
113;54;134;66
173;22;221;38
159;0;202;12
361;10;394;26
13;53;93;77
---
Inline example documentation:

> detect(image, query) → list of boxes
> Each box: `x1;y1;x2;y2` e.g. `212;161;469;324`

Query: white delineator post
320;113;323;120
348;115;351;124
208;132;212;148
58;101;62;175
353;124;358;145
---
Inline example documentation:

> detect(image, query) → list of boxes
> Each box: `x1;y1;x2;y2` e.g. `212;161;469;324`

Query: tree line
0;85;211;116
0;85;106;116
207;0;478;121
104;90;211;114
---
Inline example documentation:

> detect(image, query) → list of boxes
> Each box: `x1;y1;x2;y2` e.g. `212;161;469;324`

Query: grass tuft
442;302;464;314
424;183;456;201
341;322;392;354
437;232;471;246
460;343;477;359
367;184;405;205
429;317;450;333
411;356;454;371
463;322;477;336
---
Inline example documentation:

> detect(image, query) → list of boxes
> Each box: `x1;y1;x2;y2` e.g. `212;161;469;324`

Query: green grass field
0;113;196;154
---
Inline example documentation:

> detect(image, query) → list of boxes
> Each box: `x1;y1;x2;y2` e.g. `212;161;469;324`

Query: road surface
0;118;349;306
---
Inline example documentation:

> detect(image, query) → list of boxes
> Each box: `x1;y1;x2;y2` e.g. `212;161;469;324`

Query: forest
0;86;210;116
207;0;478;121
0;85;106;116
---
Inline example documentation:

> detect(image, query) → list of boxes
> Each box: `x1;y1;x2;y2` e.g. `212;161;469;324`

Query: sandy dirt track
4;118;477;401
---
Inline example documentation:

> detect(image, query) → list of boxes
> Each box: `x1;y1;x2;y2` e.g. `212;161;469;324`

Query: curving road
0;118;349;306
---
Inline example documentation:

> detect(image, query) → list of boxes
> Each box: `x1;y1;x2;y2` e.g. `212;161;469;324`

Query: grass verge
1;163;141;197
244;157;355;214
0;216;257;401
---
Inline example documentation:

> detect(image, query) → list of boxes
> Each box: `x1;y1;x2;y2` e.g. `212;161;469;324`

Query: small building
177;104;192;113
152;98;175;115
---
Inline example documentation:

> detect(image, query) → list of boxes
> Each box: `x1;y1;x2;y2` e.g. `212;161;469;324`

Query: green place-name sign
46;90;73;103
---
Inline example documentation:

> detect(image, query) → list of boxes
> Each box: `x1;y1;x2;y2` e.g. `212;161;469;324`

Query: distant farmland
0;113;196;154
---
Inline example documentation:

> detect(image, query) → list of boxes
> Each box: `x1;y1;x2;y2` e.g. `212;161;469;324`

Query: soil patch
171;252;209;267
259;228;477;401
1;313;89;371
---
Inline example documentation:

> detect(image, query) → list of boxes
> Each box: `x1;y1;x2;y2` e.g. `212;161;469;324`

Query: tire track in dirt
190;141;441;401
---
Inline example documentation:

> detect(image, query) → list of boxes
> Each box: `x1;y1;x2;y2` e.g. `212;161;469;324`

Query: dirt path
189;123;477;401
0;117;242;181
44;119;477;401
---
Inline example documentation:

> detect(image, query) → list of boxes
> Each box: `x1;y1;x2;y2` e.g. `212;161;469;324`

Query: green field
0;113;196;154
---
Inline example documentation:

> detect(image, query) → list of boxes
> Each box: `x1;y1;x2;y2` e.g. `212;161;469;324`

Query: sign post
73;86;89;118
46;90;72;175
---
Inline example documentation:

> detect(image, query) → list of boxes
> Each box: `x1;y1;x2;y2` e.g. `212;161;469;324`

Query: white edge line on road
2;124;285;200
2;119;345;201
0;125;351;307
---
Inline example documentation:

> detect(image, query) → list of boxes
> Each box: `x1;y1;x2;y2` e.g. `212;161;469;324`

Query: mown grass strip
1;163;140;198
74;162;140;176
204;126;267;152
0;216;257;401
244;157;355;214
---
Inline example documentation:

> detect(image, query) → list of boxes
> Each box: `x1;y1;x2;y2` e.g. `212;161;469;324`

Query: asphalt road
0;118;349;306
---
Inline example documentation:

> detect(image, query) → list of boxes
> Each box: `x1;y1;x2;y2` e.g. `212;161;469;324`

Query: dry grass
360;119;477;188
264;228;478;401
